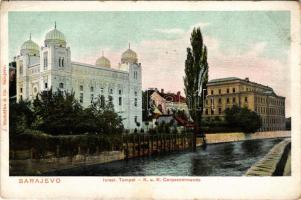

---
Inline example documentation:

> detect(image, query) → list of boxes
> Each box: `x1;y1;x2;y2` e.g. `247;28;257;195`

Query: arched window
59;58;61;67
59;83;64;89
62;58;64;67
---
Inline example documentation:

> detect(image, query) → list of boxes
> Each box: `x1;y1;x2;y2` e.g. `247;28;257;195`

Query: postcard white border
1;1;300;199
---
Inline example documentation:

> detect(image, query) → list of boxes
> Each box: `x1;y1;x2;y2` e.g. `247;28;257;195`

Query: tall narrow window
20;65;23;75
80;85;83;91
119;97;122;106
43;52;48;69
59;83;64;89
218;89;221;94
232;88;236;93
62;58;64;67
100;88;104;94
134;116;137;123
119;89;122;95
44;83;48;89
227;88;229;94
59;58;61;67
90;86;94;92
218;107;222;114
134;98;137;107
80;93;83;103
20;88;23;93
109;95;113;103
232;97;236;103
245;96;248;102
100;95;105;107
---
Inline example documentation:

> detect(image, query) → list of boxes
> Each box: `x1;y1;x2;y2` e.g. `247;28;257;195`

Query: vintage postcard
0;1;300;199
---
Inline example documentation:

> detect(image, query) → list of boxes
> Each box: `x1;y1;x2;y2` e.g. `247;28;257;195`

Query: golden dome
96;52;111;68
20;34;40;56
121;44;138;64
44;22;66;47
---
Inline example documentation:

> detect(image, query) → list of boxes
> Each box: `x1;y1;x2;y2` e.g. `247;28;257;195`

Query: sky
8;11;291;116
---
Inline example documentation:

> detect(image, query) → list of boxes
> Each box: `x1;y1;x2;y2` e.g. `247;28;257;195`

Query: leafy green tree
86;95;124;135
142;90;154;121
32;88;84;135
183;27;209;151
9;100;34;136
224;105;262;133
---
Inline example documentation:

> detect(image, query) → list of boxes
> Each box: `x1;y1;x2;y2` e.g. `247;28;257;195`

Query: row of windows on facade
206;96;248;105
77;93;138;107
255;106;285;116
20;83;138;97
56;83;139;97
205;107;285;125
261;117;285;125
256;96;284;106
43;56;65;69
205;105;284;116
209;86;267;95
210;87;237;95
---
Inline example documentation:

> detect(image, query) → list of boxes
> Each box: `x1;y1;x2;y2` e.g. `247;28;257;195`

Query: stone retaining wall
205;131;290;144
245;138;291;176
10;151;124;176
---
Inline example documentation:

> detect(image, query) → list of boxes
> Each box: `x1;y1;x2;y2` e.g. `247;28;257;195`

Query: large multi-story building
203;77;285;131
15;24;142;130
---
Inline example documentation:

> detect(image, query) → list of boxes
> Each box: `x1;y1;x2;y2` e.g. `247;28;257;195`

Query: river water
47;138;284;176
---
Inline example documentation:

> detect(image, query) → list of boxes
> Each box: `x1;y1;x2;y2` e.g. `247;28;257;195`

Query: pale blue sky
8;11;291;116
9;11;290;62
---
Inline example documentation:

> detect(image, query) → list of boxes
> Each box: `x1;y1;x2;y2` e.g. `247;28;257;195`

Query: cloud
75;21;291;116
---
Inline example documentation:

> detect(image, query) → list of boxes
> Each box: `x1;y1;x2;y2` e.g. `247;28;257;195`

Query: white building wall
16;36;142;131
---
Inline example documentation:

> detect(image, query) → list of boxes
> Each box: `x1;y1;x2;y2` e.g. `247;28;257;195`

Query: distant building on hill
203;77;286;131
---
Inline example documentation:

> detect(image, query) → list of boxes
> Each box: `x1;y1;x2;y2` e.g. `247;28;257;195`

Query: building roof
44;23;66;46
209;77;273;90
20;34;40;56
121;44;138;64
95;52;111;68
209;77;240;83
161;92;186;103
208;77;284;98
148;89;186;103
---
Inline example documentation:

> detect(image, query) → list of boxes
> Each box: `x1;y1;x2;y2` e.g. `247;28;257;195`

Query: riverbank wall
10;131;290;175
201;130;290;145
245;138;291;176
10;151;124;176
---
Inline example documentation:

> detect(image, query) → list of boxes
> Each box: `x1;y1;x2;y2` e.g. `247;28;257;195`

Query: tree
224;105;262;133
9;100;34;136
86;95;124;135
142;90;154;121
32;88;84;135
183;27;209;151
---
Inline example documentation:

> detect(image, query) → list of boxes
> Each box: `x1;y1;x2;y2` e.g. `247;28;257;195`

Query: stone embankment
204;131;290;144
245;138;291;176
10;151;124;176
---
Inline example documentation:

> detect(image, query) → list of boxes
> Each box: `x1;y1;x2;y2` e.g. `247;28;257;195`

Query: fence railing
10;132;195;160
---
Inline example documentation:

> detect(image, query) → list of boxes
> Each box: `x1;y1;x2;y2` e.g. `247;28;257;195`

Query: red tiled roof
159;92;186;103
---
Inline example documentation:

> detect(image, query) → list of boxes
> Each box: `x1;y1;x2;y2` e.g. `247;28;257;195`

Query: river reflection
45;138;284;176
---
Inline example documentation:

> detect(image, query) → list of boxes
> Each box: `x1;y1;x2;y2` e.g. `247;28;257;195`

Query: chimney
245;77;249;82
161;88;164;94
